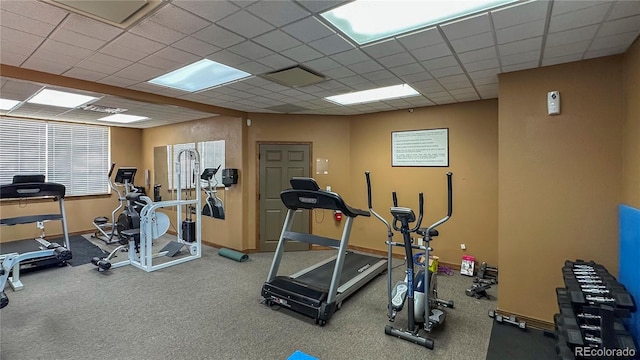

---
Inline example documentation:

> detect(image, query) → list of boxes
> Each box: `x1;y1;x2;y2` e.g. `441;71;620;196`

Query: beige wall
245;113;352;250
622;38;640;208
349;101;499;265
141;116;245;250
0;126;142;243
498;56;624;323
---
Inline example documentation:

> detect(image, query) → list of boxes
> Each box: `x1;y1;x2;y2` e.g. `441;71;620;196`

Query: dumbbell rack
554;260;638;359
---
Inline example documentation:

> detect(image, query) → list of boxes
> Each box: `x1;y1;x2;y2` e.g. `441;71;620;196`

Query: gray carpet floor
0;241;499;360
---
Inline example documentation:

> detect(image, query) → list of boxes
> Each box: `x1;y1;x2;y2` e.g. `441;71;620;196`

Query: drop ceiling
1;0;639;129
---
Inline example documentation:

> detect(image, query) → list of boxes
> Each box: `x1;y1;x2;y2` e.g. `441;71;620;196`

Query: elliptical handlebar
365;171;393;237
425;172;453;236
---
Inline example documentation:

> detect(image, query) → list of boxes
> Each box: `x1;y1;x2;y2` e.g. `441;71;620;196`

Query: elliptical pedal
391;281;409;311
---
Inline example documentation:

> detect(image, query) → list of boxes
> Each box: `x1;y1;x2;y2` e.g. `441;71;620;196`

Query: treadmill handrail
280;189;370;217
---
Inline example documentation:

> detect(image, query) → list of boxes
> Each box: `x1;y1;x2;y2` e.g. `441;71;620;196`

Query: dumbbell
489;310;526;330
91;257;112;272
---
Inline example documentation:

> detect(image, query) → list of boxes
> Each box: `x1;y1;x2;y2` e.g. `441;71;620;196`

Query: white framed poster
391;128;449;167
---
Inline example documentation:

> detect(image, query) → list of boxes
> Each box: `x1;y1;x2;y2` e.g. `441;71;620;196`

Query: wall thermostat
547;91;560;115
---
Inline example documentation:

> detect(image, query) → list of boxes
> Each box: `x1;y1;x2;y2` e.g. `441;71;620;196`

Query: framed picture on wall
391;128;449;167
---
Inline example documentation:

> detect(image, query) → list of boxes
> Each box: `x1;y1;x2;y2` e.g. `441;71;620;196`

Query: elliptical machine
200;165;225;219
366;171;454;349
92;164;144;245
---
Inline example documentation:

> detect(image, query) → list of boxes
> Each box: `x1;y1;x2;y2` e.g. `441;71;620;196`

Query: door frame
256;141;313;251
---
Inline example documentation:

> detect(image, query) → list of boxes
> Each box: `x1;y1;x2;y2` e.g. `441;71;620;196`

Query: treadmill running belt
295;252;381;290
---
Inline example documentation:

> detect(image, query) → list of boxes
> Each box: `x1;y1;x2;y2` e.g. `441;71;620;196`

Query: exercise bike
366;171;454;349
201;166;225;219
92;164;145;245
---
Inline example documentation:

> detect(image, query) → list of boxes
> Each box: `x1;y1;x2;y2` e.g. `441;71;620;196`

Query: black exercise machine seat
281;177;370;218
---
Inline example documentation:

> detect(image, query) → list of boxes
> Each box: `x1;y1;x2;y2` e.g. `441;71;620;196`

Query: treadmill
261;177;387;326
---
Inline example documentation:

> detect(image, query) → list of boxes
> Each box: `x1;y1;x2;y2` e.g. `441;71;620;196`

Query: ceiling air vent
45;0;162;28
262;66;326;88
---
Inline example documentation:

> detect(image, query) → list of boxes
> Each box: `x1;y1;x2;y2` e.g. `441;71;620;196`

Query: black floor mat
1;235;106;267
486;321;556;360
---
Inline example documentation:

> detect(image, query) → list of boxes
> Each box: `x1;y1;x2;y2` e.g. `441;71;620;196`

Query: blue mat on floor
288;350;318;360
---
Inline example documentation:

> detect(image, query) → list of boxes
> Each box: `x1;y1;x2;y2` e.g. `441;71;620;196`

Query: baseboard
494;308;555;331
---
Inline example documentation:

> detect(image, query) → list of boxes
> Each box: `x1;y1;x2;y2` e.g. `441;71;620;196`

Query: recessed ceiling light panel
0;98;21;111
148;59;251;92
325;84;420;105
98;114;149;123
321;0;518;44
27;89;98;108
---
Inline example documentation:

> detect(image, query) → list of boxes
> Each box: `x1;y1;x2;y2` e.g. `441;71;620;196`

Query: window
0;118;110;196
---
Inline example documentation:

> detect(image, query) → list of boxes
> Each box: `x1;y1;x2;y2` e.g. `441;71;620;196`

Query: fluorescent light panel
27;89;98;108
326;84;420;105
0;98;21;111
99;114;149;123
148;59;251;92
321;0;518;44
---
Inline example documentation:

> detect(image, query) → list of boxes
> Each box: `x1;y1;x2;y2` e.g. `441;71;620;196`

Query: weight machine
92;149;202;273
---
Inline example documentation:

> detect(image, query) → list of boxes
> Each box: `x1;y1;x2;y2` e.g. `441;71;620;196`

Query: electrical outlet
37;221;44;229
460;243;466;250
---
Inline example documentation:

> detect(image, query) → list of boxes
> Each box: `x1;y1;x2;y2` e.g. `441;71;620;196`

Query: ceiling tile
472;75;498;86
173;0;241;22
491;0;549;29
458;46;498;63
584;45;630;59
63;67;109;82
228;41;273;59
377;52;415;68
32;47;86;68
308;34;355;55
338;75;369;87
256;53;297;69
396;27;443;50
131;19;187;45
100;75;141;88
450;32;495;53
282;17;335;43
296;0;348;13
49;28;109;51
235;61;272;74
430;65;464;78
1;0;68;25
548;3;611;33
246;1;309;27
38;39;93;62
0;49;29;66
501;50;540;66
598;15;640;38
347;60;384;74
463;58;500;72
390;63;425;77
57;13;122;42
302;57;342;71
100;44;149;62
217;10;275;38
0;9;56;38
420;55;459;70
400;71;432;83
541;54;583;67
281;44;324;63
362;39;405;58
607;1;640;20
22;57;72;75
589;31;640;51
544;39;590;58
172;36;220;57
498;37;542;56
207;50;250;67
495;19;545;44
148;4;211;35
323;66;356;79
547;25;599;48
411;43;452;61
468;68;501;80
109;33;165;54
0;30;44;56
330;49;371;66
441;13;491;41
193;24;245;48
115;63;166;82
552;0;611;16
82;53;133;71
502;60;538;72
253;30;302;52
